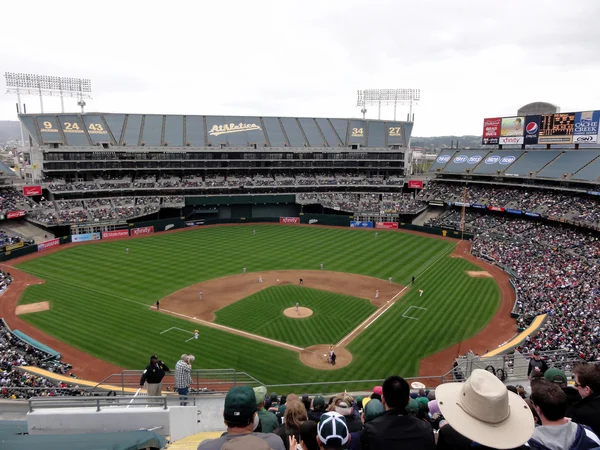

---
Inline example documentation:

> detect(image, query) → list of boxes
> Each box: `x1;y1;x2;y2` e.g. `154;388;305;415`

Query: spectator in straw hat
362;375;435;450
436;369;535;450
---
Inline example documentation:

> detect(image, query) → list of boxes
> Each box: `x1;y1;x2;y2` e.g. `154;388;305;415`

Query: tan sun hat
411;381;426;389
436;369;534;449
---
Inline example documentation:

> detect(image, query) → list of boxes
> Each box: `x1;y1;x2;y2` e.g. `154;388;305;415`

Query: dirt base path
0;264;124;381
158;270;404;322
418;240;517;382
15;301;50;315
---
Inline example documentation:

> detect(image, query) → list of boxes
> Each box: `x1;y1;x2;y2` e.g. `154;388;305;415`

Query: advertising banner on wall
524;115;541;145
375;222;398;229
488;206;505;212
539;113;575;144
102;229;129;239
131;226;154;235
350;221;373;228
5;241;24;251
499;116;525;145
6;210;26;219
506;209;523;215
72;233;101;242
407;180;423;189
185;220;205;227
279;217;300;224
38;238;60;251
22;186;42;196
482;118;501;145
573;111;600;144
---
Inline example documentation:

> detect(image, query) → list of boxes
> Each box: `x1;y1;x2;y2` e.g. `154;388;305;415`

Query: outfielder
419;289;424;297
320;263;324;270
194;329;199;340
243;267;246;274
253;229;256;235
126;248;129;255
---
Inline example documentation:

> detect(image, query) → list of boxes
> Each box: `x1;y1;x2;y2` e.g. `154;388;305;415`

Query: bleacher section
573;155;600;181
502;151;561;177
472;151;524;174
442;150;490;173
537;150;600;179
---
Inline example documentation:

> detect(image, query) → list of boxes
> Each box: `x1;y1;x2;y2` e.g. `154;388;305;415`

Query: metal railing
28;395;168;412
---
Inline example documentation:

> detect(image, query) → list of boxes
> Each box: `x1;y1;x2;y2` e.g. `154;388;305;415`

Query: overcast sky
1;0;599;136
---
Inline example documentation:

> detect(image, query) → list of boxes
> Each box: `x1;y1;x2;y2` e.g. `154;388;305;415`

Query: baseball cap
150;354;157;360
224;386;257;425
312;395;325;409
406;398;419;413
355;395;363;407
533;349;540;356
373;385;382;396
364;399;385;422
221;435;270;450
544;368;567;385
253;386;267;405
318;412;349;448
335;401;352;416
269;392;278;403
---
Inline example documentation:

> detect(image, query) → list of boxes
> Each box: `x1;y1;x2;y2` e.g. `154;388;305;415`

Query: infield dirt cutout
15;301;50;315
155;270;407;370
466;270;493;278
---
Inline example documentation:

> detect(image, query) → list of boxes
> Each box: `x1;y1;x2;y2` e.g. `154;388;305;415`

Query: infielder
194;329;199;340
258;276;263;283
199;291;203;300
388;276;392;285
375;289;379;299
243;267;246;274
320;263;324;270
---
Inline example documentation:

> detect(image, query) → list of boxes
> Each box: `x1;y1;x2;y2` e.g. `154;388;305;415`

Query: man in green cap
253;386;279;433
543;367;581;412
197;386;285;450
308;395;327;422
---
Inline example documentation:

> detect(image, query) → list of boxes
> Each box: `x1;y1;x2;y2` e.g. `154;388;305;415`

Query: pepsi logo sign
467;155;482;164
453;155;468;164
526;122;538;135
500;156;516;165
485;156;500;164
436;155;451;163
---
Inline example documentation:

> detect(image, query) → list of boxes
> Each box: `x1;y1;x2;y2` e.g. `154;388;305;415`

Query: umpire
140;354;170;398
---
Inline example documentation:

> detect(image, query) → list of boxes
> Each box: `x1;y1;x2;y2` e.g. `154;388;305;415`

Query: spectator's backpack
528;424;600;450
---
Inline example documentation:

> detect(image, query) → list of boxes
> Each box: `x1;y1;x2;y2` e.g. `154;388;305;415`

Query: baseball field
10;224;502;385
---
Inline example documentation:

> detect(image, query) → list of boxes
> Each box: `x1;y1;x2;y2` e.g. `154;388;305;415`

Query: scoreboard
539;113;575;144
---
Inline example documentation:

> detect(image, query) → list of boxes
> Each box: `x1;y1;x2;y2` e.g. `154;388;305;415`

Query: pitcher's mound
16;301;50;315
300;345;352;370
466;271;493;278
284;307;313;318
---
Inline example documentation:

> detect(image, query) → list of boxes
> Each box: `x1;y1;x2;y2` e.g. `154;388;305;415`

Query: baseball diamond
5;225;507;386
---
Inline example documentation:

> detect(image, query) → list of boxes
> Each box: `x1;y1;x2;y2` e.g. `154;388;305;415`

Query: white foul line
336;241;458;347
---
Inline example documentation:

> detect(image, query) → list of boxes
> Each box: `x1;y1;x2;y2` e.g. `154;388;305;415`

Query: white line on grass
336;241;459;347
160;327;193;335
402;306;428;320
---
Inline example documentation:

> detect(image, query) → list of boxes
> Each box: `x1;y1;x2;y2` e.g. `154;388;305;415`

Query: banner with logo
454;202;471;207
72;232;101;243
428;201;445;207
279;217;300;224
38;238;60;252
525;212;540;218
587;191;600;196
573;111;600;144
5;241;24;251
524;115;541;145
471;204;486;209
435;154;451;164
506;209;523;215
375;222;398;229
482;118;502;145
185;220;205;227
539;113;575;144
488;206;505;212
407;180;423;189
131;226;154;235
22;185;42;196
500;116;525;145
102;229;129;239
6;210;26;220
350;221;373;228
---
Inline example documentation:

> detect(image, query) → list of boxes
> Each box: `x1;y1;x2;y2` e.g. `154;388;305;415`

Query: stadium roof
19;113;413;148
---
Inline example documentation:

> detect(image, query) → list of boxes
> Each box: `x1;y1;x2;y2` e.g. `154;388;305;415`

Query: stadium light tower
4;72;92;114
356;88;421;120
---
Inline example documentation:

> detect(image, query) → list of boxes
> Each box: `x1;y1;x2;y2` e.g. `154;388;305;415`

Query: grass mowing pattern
15;225;500;385
214;285;377;347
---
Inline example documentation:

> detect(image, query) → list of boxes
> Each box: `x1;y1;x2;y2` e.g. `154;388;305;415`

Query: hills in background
0;120;480;149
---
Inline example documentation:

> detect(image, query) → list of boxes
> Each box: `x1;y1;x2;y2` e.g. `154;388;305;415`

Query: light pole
356;88;421;120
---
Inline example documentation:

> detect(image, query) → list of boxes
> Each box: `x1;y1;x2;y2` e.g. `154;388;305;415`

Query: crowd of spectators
199;367;600;449
0;230;23;249
297;192;422;213
433;209;600;361
419;181;600;228
0;318;86;399
0;187;37;213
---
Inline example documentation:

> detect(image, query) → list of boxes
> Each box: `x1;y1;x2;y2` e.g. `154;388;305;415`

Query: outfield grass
214;285;377;347
15;225;500;385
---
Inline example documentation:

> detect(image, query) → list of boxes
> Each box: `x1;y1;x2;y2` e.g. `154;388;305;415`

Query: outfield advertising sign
524;115;541;145
38;238;60;251
185;220;205;227
573;111;600;144
131;226;154;235
375;222;398;229
72;233;101;242
506;209;523;215
6;210;26;219
408;180;423;189
500;116;525;145
22;185;42;196
482;118;501;145
350;221;373;228
279;217;300;224
102;229;129;239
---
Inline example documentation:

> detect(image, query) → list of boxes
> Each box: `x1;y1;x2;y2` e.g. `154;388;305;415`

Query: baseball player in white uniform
258;276;263;283
375;289;379;299
199;291;203;300
243;267;246;274
296;302;299;313
320;263;324;270
388;277;392;285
